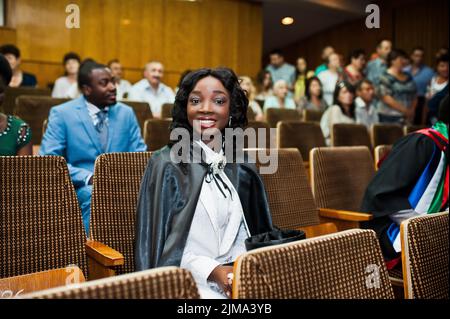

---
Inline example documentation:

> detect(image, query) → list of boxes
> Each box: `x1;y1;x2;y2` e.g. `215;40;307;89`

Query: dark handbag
244;228;306;251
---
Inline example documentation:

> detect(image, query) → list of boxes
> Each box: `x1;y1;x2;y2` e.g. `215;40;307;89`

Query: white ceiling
253;0;376;55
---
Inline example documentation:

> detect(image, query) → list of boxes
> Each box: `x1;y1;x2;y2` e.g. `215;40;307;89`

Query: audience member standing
40;60;147;234
365;39;392;89
315;46;335;75
0;44;37;87
108;59;132;100
355;79;378;128
344;49;366;86
318;52;342;106
263;79;296;110
404;47;435;124
294;57;314;104
378;49;418;124
52;52;81;99
265;49;296;90
425;53;449;125
320;81;356;145
128;61;175;118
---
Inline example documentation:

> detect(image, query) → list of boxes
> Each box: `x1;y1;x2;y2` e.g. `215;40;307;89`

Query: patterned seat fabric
90;152;152;275
255;148;320;229
402;212;449;299
265;108;301;128
143;119;171;151
332;123;372;149
371;124;404;147
277;121;325;161
234;229;395;299
25;267;200;299
0;156;88;279
310;146;375;212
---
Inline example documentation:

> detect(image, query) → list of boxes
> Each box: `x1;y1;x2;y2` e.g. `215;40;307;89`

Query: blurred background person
0;54;33;156
378;49;418;124
0;44;37;88
320;81;356;145
344;49;366;86
425;53;449;125
108;59;132;100
264;79;296;110
255;69;273;103
52;52;81;98
265;49;296;91
239;75;264;121
404;47;435;124
315;46;335;75
355;79;379;128
128;61;175;118
298;76;328;113
293;56;314;105
366;39;392;90
318;52;342;106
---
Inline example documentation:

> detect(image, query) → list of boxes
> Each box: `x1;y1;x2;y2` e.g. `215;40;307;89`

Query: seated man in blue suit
40;60;147;235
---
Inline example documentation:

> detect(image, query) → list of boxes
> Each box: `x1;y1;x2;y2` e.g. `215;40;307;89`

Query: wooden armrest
85;240;124;267
319;208;373;222
296;222;337;238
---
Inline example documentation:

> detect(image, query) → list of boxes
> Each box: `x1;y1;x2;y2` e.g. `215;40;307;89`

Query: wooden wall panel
2;0;262;89
281;0;448;71
0;27;16;44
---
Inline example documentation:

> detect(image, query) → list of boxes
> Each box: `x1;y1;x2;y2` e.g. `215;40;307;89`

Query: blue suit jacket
40;96;147;188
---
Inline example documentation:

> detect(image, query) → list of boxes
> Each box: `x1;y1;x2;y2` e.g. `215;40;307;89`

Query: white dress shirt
180;140;250;299
128;79;175;118
318;70;339;106
52;76;80;99
116;79;132;100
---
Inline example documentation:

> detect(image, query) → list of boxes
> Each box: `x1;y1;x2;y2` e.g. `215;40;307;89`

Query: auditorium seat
24;267;200;299
302;109;324;122
403;124;428;135
370;124;404;148
90;152;152;275
161;103;173;119
310;146;374;230
0;267;85;296
265;108;301;128
331;123;372;150
244;120;273;149
232;229;394;299
143;119;171;151
123;101;153;134
1;87;51;114
277;121;325;164
253;148;339;238
0;156;124;284
374;144;392;170
15;96;69;146
401;212;448;299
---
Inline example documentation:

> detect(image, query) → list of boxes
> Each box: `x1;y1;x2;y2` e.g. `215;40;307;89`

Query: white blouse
180;140;250;299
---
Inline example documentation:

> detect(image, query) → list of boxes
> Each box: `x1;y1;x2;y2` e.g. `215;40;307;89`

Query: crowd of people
0;40;448;299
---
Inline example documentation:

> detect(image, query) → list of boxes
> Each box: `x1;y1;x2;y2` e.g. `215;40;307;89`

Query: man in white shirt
107;59;132;100
355;79;379;128
128;61;175;118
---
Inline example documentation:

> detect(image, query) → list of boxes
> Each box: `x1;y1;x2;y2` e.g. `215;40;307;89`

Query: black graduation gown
360;133;438;258
135;145;274;271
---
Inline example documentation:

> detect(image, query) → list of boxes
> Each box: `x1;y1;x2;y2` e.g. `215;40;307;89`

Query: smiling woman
135;67;274;299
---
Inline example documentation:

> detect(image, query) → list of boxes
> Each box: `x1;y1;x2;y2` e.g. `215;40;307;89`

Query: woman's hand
208;265;234;297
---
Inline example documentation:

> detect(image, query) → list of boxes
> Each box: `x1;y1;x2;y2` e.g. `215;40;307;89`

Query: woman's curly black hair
169;67;248;147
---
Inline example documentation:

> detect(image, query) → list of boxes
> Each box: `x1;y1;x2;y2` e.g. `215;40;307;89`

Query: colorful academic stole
388;123;449;253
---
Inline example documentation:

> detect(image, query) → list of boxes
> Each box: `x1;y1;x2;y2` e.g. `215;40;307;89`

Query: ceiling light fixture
281;17;294;25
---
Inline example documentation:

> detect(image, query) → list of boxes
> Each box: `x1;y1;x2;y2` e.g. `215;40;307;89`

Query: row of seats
1;149;448;298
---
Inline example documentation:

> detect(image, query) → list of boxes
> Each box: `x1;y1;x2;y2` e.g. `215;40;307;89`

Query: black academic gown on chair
135;145;274;270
